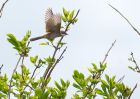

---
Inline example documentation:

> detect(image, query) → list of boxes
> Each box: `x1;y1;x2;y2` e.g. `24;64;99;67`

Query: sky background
0;0;140;98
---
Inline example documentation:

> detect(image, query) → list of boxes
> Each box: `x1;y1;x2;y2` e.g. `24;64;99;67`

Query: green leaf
63;8;69;17
60;78;66;87
62;16;67;22
66;80;70;87
7;34;20;50
73;70;79;76
73;83;81;89
30;56;38;64
39;42;49;46
33;83;38;89
92;63;98;70
88;67;93;73
105;74;110;83
40;77;45;83
101;80;109;88
79;72;84;79
68;10;75;21
74;18;78;23
58;42;66;47
101;84;107;94
128;66;135;71
44;56;55;66
55;81;62;91
35;88;43;97
95;88;104;95
42;91;49;99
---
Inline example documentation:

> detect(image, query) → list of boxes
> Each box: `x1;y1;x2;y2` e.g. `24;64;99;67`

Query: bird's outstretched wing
45;8;61;33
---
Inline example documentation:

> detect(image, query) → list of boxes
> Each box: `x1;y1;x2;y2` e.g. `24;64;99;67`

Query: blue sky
0;0;140;98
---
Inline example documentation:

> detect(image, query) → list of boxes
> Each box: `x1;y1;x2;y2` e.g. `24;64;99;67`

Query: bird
30;8;67;41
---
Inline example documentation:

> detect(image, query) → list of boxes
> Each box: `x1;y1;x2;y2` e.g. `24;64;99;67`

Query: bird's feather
45;8;61;34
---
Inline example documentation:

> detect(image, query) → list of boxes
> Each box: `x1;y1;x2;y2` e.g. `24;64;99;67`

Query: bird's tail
30;35;45;41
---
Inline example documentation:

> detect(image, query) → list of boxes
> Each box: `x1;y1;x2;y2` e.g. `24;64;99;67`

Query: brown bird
30;8;67;41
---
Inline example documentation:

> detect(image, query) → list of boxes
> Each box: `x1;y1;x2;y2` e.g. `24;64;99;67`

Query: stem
21;56;25;80
0;64;3;75
131;52;140;72
8;55;22;99
101;40;116;64
128;83;137;99
46;47;67;80
109;4;140;36
83;40;116;98
20;63;41;97
0;0;9;18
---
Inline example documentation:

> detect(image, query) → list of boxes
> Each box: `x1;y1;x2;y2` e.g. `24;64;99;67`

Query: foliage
0;8;136;99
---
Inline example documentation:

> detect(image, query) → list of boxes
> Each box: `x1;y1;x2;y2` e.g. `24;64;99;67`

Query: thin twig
109;4;140;36
45;47;67;80
43;9;80;80
100;40;116;77
84;40;116;98
128;83;137;99
130;52;140;72
41;47;67;94
101;40;116;64
21;41;30;80
8;55;22;99
117;75;125;83
20;62;41;97
21;57;25;80
0;64;4;74
0;0;9;18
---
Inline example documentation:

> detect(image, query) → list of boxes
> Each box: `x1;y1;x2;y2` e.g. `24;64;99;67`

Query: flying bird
30;8;67;41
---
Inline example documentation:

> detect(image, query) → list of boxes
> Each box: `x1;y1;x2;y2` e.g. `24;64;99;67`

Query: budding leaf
63;8;69;17
68;10;75;21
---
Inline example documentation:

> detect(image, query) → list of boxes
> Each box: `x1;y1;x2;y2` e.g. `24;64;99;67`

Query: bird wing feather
45;8;61;33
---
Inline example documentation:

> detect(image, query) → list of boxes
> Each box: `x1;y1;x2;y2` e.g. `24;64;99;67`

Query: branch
0;0;9;18
20;62;41;97
130;52;140;73
128;83;137;99
8;55;22;99
101;40;116;64
83;40;116;98
0;64;3;74
41;47;67;92
109;4;140;36
45;47;67;80
117;75;125;83
21;41;30;79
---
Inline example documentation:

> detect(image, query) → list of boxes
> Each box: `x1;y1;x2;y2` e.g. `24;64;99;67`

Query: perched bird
30;8;67;41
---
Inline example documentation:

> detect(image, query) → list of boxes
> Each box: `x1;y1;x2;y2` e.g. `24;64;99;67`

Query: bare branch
45;47;67;80
117;75;125;83
0;0;9;18
0;64;3;74
109;4;140;36
83;40;116;98
129;52;140;73
128;83;137;99
41;47;67;94
101;40;116;64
